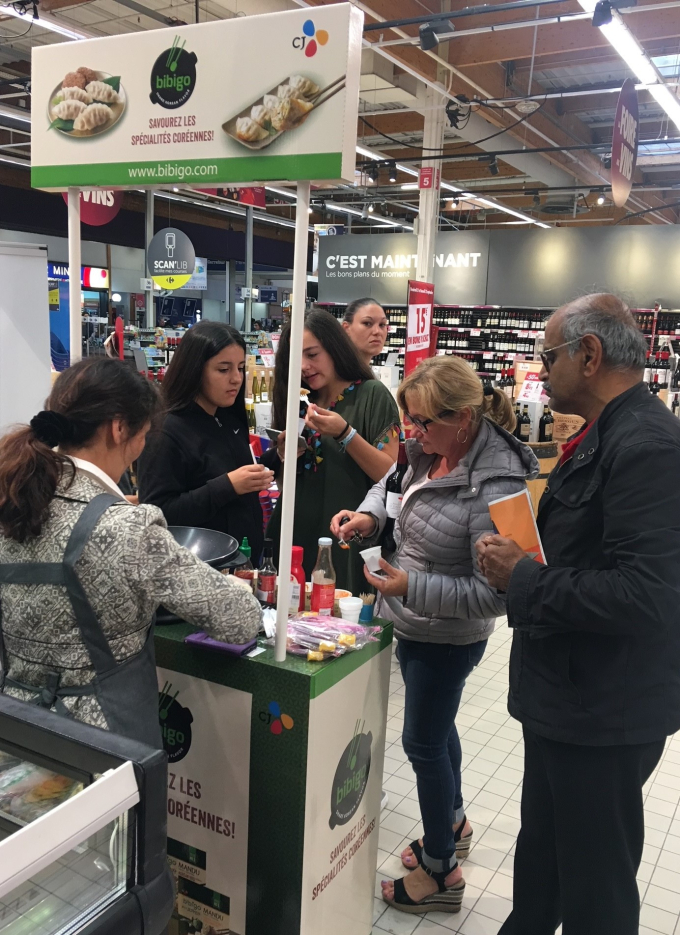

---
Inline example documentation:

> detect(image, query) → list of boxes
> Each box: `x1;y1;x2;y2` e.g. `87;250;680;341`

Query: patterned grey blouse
0;469;262;729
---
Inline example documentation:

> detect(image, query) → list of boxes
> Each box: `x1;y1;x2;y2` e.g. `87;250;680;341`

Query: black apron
0;493;162;748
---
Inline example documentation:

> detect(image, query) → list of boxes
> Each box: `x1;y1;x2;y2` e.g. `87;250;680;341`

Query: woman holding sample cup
330;355;538;916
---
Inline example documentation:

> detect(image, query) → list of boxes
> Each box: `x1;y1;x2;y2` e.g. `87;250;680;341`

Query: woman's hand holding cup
228;464;274;495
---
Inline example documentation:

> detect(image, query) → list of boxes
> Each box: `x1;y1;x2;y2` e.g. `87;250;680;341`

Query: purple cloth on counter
184;632;258;656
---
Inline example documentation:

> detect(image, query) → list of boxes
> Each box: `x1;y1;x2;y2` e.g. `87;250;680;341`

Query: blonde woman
331;356;538;916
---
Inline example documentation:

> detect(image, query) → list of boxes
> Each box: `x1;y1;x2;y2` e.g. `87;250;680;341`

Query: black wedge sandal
383;866;466;914
401;815;473;869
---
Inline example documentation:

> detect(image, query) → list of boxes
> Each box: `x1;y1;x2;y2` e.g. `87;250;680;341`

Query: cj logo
259;700;294;735
292;19;329;57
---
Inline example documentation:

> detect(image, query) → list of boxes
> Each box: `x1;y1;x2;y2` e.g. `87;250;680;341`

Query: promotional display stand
155;621;393;935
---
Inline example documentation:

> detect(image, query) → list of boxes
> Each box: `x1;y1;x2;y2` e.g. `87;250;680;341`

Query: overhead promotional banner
611;78;639;208
31;5;363;191
225;186;267;208
148;227;195;289
405;280;434;377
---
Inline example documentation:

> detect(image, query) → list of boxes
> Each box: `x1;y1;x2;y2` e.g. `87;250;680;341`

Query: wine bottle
513;403;522;438
252;373;260;404
260;371;269;403
383;439;408;554
650;374;661;396
520;404;531;442
538;405;554;442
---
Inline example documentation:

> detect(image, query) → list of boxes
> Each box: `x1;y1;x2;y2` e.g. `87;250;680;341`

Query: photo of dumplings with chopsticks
236;117;270;143
223;73;345;151
271;96;314;132
48;68;126;138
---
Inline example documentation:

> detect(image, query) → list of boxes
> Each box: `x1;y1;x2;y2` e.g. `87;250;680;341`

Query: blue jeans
398;637;488;873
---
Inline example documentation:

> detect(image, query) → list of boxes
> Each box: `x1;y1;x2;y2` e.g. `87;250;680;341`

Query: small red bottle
290;546;306;614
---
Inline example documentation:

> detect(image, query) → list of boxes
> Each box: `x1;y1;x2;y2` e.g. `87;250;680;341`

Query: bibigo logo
159;681;193;763
292;19;329;57
150;37;198;109
329;720;372;829
259;700;294;735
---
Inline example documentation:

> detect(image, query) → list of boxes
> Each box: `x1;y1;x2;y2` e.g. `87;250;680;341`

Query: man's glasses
540;339;581;372
404;410;454;433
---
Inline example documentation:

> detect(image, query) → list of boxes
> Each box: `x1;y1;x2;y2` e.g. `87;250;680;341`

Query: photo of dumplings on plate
48;67;126;138
224;72;344;150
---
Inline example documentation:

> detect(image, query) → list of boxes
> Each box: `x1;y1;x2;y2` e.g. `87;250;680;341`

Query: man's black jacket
507;382;680;745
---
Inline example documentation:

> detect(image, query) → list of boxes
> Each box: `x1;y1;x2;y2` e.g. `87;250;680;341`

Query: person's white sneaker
381;790;389;812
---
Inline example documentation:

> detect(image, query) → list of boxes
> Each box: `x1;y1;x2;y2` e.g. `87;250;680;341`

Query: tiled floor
373;622;680;935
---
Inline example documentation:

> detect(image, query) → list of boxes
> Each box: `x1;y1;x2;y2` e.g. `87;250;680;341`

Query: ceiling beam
449;6;680;67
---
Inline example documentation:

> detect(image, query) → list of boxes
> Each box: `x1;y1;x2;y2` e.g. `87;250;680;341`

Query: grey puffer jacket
357;418;539;644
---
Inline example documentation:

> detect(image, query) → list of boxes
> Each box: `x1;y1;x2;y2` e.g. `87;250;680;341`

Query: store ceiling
0;0;679;231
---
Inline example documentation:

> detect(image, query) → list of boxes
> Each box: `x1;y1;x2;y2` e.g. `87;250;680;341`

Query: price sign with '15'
405;280;435;377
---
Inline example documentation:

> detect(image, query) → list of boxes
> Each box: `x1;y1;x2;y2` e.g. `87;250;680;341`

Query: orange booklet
488;489;546;564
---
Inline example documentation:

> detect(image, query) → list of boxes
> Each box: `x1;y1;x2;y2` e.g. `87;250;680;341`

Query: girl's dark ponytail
0;358;160;543
0;427;72;543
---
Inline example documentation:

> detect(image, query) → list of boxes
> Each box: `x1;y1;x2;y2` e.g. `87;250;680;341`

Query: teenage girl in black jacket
138;322;272;560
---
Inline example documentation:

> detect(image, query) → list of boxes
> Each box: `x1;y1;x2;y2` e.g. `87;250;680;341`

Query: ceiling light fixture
592;0;613;28
1;4;90;39
401;183;419;191
488;158;500;177
368;203;374;213
597;194;606;205
387;162;398;183
419;23;439;51
578;0;680;132
365;164;379;184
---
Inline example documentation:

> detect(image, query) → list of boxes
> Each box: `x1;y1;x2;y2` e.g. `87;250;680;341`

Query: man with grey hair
477;293;680;935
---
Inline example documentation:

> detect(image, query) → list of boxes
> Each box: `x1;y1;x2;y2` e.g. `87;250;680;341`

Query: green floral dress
267;379;400;594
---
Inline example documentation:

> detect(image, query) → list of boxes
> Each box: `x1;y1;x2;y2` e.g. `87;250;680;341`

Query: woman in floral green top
267;310;400;593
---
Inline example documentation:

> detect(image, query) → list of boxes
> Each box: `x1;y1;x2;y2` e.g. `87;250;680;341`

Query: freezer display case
0;694;173;935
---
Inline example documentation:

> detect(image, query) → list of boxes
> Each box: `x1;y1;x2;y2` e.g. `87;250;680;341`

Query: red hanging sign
418;167;440;190
611;78;639;208
405;280;434;377
61;190;123;226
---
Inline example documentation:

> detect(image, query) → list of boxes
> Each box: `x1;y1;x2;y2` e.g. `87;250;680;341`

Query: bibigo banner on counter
31;5;362;191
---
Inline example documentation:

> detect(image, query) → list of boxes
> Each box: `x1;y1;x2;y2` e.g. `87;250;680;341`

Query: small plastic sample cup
338;596;363;624
360;546;383;573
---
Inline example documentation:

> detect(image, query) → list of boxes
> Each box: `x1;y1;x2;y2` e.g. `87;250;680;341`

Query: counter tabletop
155;619;393;695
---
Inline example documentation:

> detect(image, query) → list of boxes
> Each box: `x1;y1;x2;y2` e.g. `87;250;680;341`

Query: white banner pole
275;180;310;662
67;187;82;365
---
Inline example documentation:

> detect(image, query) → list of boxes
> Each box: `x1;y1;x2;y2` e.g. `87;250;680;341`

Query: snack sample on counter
265;613;381;661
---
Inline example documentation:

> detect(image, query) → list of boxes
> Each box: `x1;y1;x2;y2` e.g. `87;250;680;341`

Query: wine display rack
322;304;553;380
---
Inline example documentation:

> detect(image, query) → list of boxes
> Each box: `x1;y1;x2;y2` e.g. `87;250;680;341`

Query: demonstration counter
155;620;393;935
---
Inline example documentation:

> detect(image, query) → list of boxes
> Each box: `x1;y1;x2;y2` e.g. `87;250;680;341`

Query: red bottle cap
292;546;304;563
